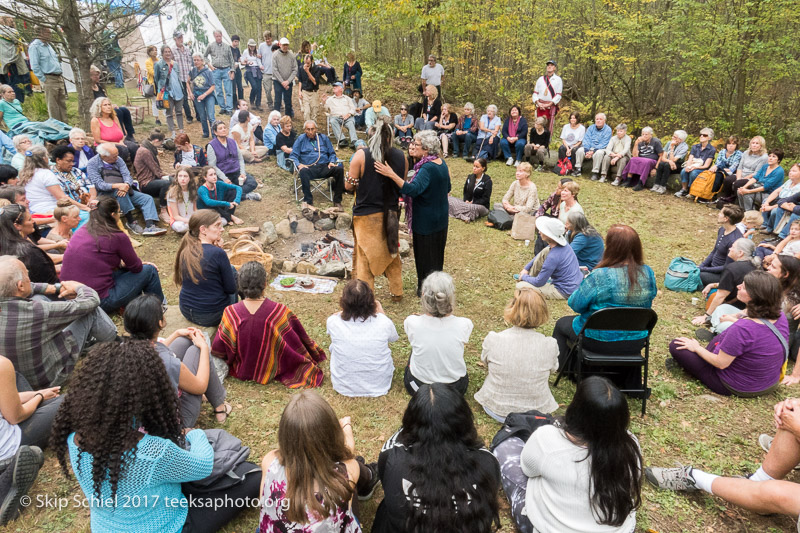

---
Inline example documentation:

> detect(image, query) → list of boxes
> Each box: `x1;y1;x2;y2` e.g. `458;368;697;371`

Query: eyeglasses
0;204;24;224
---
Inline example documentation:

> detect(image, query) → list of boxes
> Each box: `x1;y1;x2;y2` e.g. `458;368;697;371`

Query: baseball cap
279;37;289;45
333;81;343;87
546;59;557;67
173;30;183;38
372;100;382;112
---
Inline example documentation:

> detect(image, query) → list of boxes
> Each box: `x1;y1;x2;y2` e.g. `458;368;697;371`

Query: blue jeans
763;207;785;233
451;131;476;157
476;137;499;160
273;80;293;117
500;138;525;161
193;94;216;137
276;151;294;172
680;167;704;187
180;292;236;328
224;172;258;196
100;265;164;313
354;113;365;128
212;67;233;112
101;188;159;223
244;71;262;108
106;59;124;88
780;213;800;239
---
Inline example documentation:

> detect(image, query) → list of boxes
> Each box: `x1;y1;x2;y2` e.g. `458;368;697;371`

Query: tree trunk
56;0;94;129
733;65;746;134
421;23;434;62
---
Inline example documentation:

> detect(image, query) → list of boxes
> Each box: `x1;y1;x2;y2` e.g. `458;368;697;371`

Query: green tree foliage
211;0;800;147
177;0;208;52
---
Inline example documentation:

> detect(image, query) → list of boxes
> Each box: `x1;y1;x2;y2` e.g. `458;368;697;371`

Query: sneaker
611;178;621;186
514;160;521;167
186;117;194;124
599;175;607;183
632;183;644;191
695;328;714;343
590;173;599;181
506;157;514;166
645;464;699;492
0;446;44;526
759;433;773;453
125;221;144;235
535;165;544;172
571;169;581;177
338;139;348;147
674;189;688;198
142;224;167;236
355;456;380;500
245;192;262;202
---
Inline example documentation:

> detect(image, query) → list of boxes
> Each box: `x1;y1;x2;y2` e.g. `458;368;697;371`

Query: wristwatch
53;282;62;294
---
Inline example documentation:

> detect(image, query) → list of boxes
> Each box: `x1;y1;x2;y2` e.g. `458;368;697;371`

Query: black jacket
462;173;493;209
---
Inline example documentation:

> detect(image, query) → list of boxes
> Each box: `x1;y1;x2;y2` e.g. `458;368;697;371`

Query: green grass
5;82;800;533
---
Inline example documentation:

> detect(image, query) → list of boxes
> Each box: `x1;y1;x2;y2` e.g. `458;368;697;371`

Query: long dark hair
595;224;645;290
774;255;800;306
84;196;122;239
50;340;184;500
123;294;164;340
0;202;29;255
562;376;642;526
398;383;500;533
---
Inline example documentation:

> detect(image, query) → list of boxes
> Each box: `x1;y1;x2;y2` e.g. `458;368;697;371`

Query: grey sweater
739;152;768;179
272;49;298;83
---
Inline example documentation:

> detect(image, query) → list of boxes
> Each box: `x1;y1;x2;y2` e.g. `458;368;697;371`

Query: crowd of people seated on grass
4;24;800;533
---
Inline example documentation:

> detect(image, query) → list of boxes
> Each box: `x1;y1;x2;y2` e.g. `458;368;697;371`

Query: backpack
487;208;514;230
552;156;573;176
490;410;560;451
688;170;717;201
665;257;702;292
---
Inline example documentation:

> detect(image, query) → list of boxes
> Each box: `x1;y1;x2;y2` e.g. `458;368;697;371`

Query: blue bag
665;257;702;292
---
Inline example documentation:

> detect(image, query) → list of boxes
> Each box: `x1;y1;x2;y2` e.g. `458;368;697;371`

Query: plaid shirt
0;283;101;389
173;44;193;82
53;167;94;202
536;190;561;218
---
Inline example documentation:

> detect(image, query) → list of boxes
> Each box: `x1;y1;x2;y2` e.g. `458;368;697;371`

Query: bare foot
231;215;244;225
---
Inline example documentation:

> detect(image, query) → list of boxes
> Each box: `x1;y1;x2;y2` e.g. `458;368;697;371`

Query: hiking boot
126;221;144;235
645;464;699;492
142;224;167;236
632;182;644;191
624;179;635;188
590;173;599;181
0;446;44;526
355;456;380;501
245;192;262;202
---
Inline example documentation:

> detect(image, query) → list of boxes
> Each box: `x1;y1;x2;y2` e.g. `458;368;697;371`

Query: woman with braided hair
51;340;260;533
346;115;407;300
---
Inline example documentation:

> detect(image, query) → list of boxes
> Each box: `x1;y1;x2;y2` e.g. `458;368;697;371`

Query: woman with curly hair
51;340;259;533
174;209;237;327
258;390;378;532
89;96;139;163
372;382;500;533
124;294;231;426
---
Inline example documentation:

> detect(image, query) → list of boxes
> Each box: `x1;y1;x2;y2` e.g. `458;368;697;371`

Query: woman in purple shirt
668;271;789;397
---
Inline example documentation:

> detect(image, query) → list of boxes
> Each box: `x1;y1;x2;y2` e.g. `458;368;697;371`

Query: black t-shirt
275;130;297;153
718;260;756;308
353;148;405;217
93;84;107;100
19;244;59;285
298;65;322;92
529;128;551;147
372;429;501;533
435;113;458;134
422;98;442;122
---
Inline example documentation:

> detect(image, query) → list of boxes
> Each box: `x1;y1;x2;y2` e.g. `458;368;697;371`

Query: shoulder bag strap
757;318;789;363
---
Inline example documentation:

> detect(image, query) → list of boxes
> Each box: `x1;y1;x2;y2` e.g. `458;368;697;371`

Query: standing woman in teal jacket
196;166;243;225
377;130;451;295
51;340;260;533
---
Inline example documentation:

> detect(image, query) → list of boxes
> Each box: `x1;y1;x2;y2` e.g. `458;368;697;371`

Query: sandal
213;402;232;424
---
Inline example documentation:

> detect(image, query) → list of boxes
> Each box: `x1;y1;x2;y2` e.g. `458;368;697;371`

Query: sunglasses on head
0;203;24;224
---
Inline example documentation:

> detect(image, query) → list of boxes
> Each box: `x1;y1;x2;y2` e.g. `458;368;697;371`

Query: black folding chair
554;307;658;416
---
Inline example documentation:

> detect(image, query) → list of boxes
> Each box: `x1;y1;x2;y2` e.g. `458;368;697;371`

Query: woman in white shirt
493;376;642;533
474;287;559;422
165;169;197;233
558;112;586;175
327;280;399;397
230;110;267;163
558;181;584;224
18;145;71;217
404;271;473;395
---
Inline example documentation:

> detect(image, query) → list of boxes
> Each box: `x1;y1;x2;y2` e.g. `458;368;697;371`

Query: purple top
521;244;584;297
715;314;789;392
209;137;240;176
60;227;142;299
